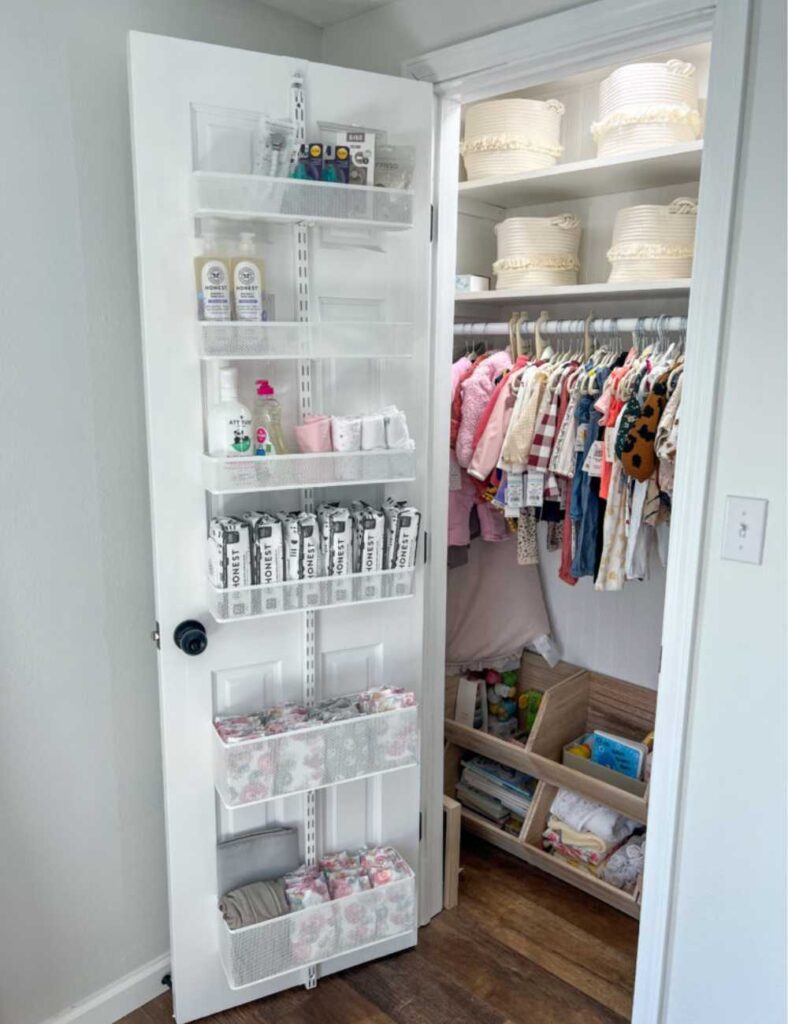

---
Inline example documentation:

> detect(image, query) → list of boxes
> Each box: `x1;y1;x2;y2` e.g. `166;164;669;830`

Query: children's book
591;731;647;779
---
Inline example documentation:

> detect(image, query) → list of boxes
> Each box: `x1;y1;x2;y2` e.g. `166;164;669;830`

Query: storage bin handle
545;99;565;115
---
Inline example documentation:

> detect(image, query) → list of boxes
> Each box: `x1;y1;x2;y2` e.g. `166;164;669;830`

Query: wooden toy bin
525;671;656;824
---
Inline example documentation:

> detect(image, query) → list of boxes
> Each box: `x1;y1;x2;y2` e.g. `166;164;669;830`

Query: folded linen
601;833;646;892
551;788;638;845
543;815;622;866
219;879;289;930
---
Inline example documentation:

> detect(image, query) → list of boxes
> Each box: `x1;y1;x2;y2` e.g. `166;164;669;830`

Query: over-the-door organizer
194;82;424;989
130;34;433;1017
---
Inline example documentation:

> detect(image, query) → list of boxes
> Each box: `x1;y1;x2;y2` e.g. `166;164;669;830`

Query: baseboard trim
38;953;170;1024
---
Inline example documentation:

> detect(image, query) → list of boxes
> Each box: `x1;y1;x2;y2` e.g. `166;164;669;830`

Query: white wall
0;5;319;1024
328;0;787;1020
662;1;787;1019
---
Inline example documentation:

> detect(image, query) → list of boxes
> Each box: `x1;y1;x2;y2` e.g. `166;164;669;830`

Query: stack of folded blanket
543;788;645;893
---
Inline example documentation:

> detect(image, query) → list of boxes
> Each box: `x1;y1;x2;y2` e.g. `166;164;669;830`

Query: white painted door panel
128;32;433;1023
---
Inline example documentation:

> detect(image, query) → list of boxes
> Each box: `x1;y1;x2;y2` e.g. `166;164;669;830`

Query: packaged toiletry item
350;502;385;573
194;235;231;321
331;144;351;183
321;129;375;185
317;503;352;577
321;145;339;183
278;512;321;580
331;415;362;451
291;144;308;179
292;143;324;181
231;234;266;321
252;380;288;456
455;274;490;293
239;511;283;586
382;499;421;570
253;116;296;177
374;145;415;190
208;368;252;457
208;516;252;590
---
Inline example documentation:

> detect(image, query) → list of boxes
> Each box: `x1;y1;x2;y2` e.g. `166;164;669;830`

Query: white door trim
411;2;751;1022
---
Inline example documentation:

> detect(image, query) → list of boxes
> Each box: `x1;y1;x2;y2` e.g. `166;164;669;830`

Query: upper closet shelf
458;141;703;209
198;321;414;360
192;172;414;229
455;280;691;304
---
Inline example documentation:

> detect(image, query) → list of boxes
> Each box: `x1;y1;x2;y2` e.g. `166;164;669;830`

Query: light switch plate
721;496;768;564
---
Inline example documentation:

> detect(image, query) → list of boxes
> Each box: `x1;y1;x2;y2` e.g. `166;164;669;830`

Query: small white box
455;274;490;293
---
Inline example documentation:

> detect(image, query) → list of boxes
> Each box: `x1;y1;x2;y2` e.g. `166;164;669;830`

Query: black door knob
173;619;208;656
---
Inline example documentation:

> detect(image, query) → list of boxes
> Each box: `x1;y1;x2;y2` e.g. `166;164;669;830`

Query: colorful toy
517;688;543;734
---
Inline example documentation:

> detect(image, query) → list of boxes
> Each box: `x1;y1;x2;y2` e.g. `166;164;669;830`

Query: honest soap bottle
208;367;252;457
194;235;231;321
231;233;266;321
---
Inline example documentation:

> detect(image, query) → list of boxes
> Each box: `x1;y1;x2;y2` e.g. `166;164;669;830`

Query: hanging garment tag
575;423;588;452
582;440;604;478
449;456;462;491
505;473;523;518
525;471;545;507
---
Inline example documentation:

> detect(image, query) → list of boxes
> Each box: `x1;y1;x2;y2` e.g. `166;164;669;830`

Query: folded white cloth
383;407;412;449
361;413;386;450
601;834;646;892
551;788;638;845
332;415;362;451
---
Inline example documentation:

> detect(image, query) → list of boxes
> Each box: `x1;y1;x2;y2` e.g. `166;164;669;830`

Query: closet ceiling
259;0;393;27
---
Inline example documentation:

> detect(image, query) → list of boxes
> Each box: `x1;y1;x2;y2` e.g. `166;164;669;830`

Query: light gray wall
0;5;319;1024
326;0;787;1020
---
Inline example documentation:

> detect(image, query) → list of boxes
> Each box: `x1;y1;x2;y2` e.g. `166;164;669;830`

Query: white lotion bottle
231;233;265;321
208;367;252;458
194;234;231;321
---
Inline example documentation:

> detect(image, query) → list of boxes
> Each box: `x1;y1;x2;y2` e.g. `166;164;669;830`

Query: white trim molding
37;954;169;1024
415;2;752;1024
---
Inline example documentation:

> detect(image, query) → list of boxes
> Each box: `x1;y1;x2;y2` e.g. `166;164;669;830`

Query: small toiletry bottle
322;145;339;182
291;144;308;179
194;235;231;321
208;367;252;457
252;380;288;456
231;234;265;321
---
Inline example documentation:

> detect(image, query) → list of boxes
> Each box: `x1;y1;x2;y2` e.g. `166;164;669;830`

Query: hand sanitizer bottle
231;233;266;321
208;367;252;457
252;380;288;456
194;234;231;321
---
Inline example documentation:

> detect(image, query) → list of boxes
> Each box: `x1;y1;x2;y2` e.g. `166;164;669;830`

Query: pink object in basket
294;413;332;453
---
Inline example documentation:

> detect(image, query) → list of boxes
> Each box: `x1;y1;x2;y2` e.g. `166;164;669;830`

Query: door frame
408;1;751;1021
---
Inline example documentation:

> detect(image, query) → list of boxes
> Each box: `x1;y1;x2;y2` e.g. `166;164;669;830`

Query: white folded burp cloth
383;406;412;450
361;413;387;451
331;415;362;451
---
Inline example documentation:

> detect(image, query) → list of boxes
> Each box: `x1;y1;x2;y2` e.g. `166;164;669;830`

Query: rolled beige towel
219;879;290;930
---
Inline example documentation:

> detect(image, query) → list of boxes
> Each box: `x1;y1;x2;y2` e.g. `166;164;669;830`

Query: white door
128;32;434;1023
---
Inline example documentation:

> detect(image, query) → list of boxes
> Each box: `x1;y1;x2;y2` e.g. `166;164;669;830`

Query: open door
128;32;435;1022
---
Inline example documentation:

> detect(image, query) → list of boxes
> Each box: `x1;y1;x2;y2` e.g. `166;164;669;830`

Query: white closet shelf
219;859;416;988
213;705;419;809
198;321;415;360
208;567;415;622
458;141;703;208
202;449;416;494
192;171;414;229
454;279;691;304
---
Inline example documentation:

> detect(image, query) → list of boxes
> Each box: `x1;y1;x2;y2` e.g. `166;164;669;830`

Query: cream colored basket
494;214;581;288
592;60;702;158
462;98;564;180
607;198;697;282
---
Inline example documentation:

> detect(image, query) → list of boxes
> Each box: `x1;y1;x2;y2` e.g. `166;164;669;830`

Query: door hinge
151;622;161;649
429;203;435;242
423;530;429;564
419;811;423;841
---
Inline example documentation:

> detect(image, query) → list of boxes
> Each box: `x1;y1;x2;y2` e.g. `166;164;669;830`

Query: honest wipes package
383;499;421;569
350;501;385;573
317;503;352;577
239;511;283;586
208;517;252;590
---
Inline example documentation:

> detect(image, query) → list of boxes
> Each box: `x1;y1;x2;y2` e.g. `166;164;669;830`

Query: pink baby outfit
455;349;512;468
467;357;528;483
448;467;508;545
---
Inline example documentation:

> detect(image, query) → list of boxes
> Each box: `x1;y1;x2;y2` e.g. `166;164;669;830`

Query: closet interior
444;40;709;927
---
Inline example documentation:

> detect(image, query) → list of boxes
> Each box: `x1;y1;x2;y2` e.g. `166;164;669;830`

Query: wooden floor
122;836;638;1024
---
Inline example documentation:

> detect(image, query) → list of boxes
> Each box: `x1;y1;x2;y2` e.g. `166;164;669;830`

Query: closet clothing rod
453;316;688;336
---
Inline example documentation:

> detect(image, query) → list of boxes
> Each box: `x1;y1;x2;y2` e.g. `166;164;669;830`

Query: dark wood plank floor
121;836;638;1024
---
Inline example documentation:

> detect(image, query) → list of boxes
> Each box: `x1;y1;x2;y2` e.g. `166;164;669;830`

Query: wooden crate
522;781;641;919
525;670;656;824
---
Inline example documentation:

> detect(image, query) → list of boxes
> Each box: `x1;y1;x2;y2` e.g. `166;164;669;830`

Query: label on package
351;501;384;573
505;473;523;517
318;503;351;577
207;516;252;590
525;471;545;508
383;499;421;569
239;511;283;585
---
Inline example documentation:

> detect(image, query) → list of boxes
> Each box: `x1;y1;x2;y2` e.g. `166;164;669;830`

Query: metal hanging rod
453;316;688;337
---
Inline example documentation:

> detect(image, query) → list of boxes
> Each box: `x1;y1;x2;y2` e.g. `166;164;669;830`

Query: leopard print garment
620;372;670;481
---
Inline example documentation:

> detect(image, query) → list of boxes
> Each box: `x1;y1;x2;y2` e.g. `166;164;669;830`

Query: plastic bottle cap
256;379;274;396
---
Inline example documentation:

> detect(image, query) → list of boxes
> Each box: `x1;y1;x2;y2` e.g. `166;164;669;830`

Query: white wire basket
202;450;417;494
213;704;419;807
208;567;416;621
192;172;414;229
218;862;416;988
197;321;415;360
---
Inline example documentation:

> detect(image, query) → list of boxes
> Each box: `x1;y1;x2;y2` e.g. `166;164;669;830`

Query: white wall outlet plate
721;496;768;564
